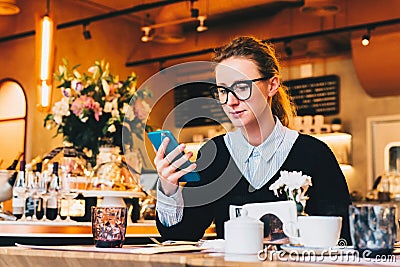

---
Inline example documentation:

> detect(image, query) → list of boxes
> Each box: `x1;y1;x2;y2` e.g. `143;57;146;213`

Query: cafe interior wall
0;0;399;196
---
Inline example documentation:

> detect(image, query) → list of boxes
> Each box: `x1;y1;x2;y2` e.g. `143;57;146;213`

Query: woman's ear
268;77;279;97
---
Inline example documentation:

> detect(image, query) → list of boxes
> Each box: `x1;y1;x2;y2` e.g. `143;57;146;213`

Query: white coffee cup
284;216;342;248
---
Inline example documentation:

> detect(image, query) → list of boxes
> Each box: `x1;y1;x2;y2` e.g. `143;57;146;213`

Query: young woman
154;36;351;243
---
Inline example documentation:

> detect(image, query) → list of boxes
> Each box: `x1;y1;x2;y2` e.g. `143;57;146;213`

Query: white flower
102;79;110;95
111;109;119;118
53;114;63;125
104;101;113;113
51;97;70;124
107;124;116;133
269;170;312;208
112;98;118;109
122;103;135;121
73;69;81;79
88;65;97;75
58;65;66;76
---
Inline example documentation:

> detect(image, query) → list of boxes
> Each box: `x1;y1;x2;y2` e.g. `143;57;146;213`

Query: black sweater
156;134;352;243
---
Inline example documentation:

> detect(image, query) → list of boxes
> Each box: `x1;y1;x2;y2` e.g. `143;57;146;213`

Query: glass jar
87;146;140;191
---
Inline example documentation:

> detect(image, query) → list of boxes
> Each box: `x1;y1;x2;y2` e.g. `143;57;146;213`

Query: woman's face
215;57;277;129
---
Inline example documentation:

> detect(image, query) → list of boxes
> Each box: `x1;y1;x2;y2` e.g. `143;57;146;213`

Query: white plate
80;190;145;198
281;244;355;255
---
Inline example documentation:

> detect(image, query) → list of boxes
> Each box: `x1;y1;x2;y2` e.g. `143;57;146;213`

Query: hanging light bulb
141;26;152;42
361;29;371;47
196;16;208;32
35;1;55;112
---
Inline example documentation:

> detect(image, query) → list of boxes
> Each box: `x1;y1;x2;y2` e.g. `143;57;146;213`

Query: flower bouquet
44;59;152;164
269;170;312;215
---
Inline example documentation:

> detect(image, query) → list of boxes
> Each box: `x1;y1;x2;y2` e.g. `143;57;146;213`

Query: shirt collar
226;117;286;164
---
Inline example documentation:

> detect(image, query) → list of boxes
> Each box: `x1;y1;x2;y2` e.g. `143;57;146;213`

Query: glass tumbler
91;206;128;248
349;204;397;257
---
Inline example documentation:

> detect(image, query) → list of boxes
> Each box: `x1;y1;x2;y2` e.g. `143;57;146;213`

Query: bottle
24;164;35;218
12;160;26;220
7;151;23;170
46;162;59;221
5;152;24;203
70;193;88;222
34;162;44;220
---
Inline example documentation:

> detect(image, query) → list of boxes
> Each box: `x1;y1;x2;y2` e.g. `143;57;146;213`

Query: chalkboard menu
284;75;340;116
174;81;230;128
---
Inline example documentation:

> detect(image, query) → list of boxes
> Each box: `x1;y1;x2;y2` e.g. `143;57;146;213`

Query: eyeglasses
210;76;272;105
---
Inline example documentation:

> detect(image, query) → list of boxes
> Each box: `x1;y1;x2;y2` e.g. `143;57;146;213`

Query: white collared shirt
224;118;298;190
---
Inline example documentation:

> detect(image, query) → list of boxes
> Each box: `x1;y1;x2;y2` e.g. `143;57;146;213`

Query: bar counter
0;220;216;246
0;246;396;267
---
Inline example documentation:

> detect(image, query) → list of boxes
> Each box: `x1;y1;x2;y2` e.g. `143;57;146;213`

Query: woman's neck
240;114;276;146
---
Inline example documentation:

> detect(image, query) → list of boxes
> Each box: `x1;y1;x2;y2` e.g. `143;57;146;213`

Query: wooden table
0;246;398;267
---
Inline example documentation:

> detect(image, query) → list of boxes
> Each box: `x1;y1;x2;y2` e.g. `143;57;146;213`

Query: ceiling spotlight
83;23;91;40
196;16;208;32
141;26;152;42
361;29;371;46
284;41;293;57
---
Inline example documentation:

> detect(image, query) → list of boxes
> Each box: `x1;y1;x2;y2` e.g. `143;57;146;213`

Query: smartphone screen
147;130;200;182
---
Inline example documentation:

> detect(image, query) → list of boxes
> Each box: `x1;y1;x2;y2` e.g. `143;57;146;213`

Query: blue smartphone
147;130;200;182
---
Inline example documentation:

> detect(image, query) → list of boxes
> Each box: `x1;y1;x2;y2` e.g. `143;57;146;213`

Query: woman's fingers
168;151;193;171
153;138;197;194
154;137;169;163
164;143;186;165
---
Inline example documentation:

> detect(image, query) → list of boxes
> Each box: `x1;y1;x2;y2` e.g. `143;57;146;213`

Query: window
0;79;27;168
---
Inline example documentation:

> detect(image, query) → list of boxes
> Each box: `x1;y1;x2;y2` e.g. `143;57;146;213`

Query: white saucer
281;244;355;256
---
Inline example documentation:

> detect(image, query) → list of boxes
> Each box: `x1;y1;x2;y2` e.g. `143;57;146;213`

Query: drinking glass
26;170;40;221
37;171;51;221
60;173;79;222
349;204;397;257
91;206;127;248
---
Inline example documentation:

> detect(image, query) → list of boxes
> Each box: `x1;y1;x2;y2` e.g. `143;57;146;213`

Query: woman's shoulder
294;133;332;152
200;134;226;150
196;134;228;158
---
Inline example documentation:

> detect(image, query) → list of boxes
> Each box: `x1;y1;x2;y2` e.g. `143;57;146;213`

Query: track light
141;26;152;42
83;23;91;40
196;16;208;32
361;29;371;46
284;41;293;57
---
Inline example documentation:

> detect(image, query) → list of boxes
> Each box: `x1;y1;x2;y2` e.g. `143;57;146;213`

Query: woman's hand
154;137;197;196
